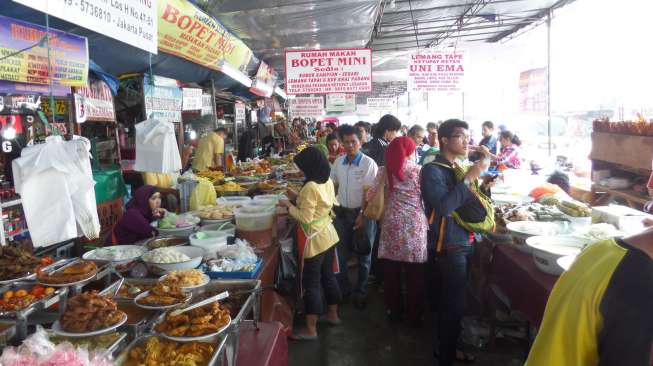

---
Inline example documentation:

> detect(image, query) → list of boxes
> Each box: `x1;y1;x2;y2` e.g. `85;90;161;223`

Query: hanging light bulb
189;130;197;140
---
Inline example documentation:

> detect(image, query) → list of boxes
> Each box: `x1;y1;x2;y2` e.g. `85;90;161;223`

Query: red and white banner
289;97;324;118
285;48;372;95
73;79;115;122
407;50;466;92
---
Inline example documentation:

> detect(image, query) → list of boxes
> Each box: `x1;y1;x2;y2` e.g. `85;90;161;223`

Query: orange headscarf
384;136;416;191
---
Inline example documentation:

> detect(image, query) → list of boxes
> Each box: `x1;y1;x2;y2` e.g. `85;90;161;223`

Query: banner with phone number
0;15;89;87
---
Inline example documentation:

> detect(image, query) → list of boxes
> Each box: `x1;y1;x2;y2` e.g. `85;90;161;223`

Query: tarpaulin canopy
197;0;383;81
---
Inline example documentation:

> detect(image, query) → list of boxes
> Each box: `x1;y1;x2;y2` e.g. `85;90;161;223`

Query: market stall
476;170;652;343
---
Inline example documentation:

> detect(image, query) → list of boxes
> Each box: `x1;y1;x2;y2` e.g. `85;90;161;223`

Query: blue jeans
334;208;376;298
432;245;473;366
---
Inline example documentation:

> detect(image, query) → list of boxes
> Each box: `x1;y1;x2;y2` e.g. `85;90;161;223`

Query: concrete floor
288;282;526;366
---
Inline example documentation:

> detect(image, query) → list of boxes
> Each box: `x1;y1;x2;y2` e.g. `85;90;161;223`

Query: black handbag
351;226;372;255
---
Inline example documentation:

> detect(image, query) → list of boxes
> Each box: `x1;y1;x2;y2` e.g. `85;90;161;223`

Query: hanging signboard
289;97;324;118
234;101;246;122
367;97;396;111
41;98;68;121
13;0;157;54
0;94;41;115
201;94;213;116
143;76;182;122
285;48;372;95
0;15;89;87
157;0;253;73
326;93;356;112
72;79;115;122
0;80;70;97
519;67;548;115
407;49;466;92
250;62;277;98
182;88;202;110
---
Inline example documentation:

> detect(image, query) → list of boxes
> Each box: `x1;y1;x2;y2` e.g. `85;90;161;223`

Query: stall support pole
210;79;218;128
462;92;466;120
547;9;552;156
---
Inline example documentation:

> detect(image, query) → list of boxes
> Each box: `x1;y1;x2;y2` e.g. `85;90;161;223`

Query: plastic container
189;232;229;258
234;205;275;231
217;196;252;205
253;194;287;203
201;222;236;237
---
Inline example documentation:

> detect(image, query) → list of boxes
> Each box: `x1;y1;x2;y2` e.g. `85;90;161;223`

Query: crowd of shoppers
285;114;653;366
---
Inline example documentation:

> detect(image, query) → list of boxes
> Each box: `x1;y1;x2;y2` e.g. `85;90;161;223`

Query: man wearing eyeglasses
421;119;490;366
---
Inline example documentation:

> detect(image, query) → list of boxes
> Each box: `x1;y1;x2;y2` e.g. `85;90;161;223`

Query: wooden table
236;321;288;366
592;184;649;209
489;244;558;327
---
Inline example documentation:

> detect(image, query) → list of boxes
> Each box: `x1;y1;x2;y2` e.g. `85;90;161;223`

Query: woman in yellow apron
279;146;341;341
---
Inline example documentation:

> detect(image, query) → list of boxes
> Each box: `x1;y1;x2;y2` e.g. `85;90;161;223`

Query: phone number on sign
62;0;112;23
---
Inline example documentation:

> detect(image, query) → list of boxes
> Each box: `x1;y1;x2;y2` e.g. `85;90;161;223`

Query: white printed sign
182;88;202;111
285;48;372;95
235;101;246;122
407;50;466;92
326;94;355;112
367;97;396;111
201;94;213;116
289;97;324;118
14;0;157;54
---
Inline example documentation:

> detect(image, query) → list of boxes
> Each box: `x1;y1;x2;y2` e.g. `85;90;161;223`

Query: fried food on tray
37;260;97;284
215;181;245;192
117;282;153;299
196;204;239;220
124;336;214;366
161;269;204;288
136;282;188;306
60;291;125;333
0;246;43;281
155;301;230;337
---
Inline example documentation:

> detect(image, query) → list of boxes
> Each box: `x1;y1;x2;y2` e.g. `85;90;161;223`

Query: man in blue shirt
470;121;497;161
421;119;488;366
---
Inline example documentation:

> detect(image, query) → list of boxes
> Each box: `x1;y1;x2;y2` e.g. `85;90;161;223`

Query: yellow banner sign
157;0;253;73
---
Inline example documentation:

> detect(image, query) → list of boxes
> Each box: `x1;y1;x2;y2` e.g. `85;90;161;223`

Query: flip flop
290;333;318;341
433;350;476;364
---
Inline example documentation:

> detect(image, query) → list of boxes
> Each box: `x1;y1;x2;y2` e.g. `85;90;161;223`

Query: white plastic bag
12;136;100;247
134;118;182;173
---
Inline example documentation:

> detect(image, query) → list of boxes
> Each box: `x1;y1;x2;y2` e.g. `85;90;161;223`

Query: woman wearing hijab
366;136;428;325
278;147;341;340
112;185;166;244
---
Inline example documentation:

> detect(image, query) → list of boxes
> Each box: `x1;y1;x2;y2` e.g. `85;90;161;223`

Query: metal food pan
0;283;67;318
114;334;228;366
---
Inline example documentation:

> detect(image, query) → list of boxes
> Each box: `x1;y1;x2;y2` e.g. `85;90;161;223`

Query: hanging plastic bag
134;118;181;173
188;177;217;211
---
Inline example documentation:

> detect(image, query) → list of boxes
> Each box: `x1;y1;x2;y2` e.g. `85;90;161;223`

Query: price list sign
0;15;88;87
14;0;157;54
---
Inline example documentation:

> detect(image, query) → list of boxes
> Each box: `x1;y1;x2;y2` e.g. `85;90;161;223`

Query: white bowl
155;225;197;237
200;223;236;237
82;245;146;268
141;246;204;275
526;236;586;275
189;232;229;258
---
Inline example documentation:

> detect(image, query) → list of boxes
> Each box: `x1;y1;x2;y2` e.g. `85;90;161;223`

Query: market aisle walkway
289;281;525;366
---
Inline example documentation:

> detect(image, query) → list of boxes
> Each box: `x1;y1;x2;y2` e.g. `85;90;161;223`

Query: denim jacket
420;154;473;249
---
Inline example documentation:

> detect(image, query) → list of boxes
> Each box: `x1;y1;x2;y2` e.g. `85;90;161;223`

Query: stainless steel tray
114;334;227;366
48;331;128;359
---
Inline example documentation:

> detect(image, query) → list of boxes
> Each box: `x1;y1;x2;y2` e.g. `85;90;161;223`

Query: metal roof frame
370;0;577;52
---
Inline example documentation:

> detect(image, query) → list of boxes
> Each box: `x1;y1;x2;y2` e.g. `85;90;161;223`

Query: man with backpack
421;119;492;366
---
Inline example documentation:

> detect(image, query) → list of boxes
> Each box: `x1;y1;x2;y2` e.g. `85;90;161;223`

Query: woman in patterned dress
367;136;428;325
